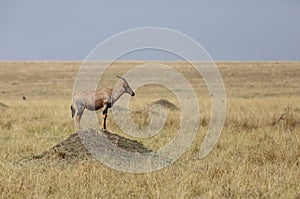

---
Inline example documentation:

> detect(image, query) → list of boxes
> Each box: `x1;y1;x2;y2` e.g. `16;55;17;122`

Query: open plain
0;61;299;198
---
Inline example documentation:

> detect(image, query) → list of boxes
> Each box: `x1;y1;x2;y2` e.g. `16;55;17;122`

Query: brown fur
71;76;134;130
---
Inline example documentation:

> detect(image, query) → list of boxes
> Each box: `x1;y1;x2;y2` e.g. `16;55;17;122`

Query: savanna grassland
0;61;299;198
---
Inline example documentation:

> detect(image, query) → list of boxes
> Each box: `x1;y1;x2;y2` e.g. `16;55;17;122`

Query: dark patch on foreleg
71;105;75;118
102;104;109;130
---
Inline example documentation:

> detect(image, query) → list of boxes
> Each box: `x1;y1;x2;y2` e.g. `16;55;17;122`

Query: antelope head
117;75;135;96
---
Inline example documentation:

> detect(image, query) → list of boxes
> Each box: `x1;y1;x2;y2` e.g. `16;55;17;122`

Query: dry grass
0;61;299;198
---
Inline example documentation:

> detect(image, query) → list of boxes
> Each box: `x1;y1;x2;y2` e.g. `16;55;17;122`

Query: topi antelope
71;75;135;130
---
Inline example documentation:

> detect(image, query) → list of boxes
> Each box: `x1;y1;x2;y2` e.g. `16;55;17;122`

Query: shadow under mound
40;129;153;161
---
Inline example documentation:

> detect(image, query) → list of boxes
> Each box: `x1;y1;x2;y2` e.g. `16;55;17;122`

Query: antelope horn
116;75;128;83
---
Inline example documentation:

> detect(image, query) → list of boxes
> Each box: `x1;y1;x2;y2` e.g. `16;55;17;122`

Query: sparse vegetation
0;61;299;198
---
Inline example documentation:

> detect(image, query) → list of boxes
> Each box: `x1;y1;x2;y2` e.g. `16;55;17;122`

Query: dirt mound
103;131;152;153
40;129;152;161
42;132;92;160
151;99;179;111
21;129;172;172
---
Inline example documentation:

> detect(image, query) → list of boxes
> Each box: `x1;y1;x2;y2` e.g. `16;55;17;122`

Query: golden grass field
0;61;299;198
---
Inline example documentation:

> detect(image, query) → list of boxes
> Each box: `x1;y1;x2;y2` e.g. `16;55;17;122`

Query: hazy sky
1;1;299;61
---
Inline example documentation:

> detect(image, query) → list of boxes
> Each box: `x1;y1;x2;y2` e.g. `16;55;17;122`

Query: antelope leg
102;104;108;130
76;106;85;130
102;113;107;130
76;115;81;130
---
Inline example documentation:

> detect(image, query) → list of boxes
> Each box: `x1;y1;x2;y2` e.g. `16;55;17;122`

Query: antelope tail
71;105;75;118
